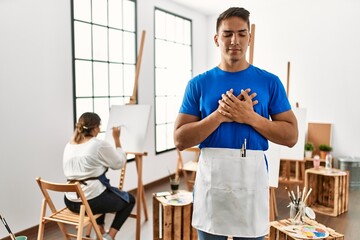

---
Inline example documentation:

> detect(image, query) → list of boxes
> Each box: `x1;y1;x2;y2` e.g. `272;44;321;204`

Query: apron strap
67;169;130;203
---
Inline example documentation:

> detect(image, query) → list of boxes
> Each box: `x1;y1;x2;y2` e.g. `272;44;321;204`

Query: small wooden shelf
304;167;349;217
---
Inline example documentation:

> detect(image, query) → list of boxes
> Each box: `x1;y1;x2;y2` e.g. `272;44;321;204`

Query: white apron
192;148;269;237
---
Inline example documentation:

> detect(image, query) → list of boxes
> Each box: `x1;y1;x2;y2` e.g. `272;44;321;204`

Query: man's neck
218;60;250;72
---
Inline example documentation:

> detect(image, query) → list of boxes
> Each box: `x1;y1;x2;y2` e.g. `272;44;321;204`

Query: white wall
0;0;207;237
1;0;359;237
207;0;360;158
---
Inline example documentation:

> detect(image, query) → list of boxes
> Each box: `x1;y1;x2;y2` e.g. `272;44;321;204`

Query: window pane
123;32;135;64
74;21;92;59
155;10;166;39
175;17;184;43
123;0;135;31
155;39;167;68
109;0;123;28
166;14;175;42
166;96;178;123
109;63;124;96
156;124;167;152
94;98;110;124
109;29;123;62
73;0;91;22
75;60;93;96
110;97;126;106
174;45;192;71
93;62;109;96
123;64;135;96
156;97;166;124
184;20;191;45
93;25;108;61
166;123;175;149
76;98;93;118
92;0;107;26
155;68;168;96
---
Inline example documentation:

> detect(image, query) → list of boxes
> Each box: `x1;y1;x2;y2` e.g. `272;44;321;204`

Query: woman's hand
112;126;122;148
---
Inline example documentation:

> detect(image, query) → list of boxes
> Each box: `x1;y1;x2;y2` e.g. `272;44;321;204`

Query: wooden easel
249;24;255;64
126;152;149;240
128;30;146;105
122;30;147;240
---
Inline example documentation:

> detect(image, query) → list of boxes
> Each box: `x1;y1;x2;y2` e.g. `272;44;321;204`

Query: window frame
154;7;193;154
70;0;138;134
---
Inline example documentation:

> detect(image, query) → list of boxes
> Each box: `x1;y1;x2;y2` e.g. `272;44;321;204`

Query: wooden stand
175;147;200;191
268;218;344;240
127;152;149;240
269;187;278;221
153;191;197;240
123;29;148;240
278;159;306;185
304;167;349;217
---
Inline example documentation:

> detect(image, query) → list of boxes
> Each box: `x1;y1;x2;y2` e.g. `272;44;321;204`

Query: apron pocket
211;155;261;191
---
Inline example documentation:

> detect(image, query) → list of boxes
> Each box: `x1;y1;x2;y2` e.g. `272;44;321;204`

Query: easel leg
135;155;141;240
134;154;149;240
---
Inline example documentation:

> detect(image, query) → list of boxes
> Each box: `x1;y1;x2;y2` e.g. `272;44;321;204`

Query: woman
63;112;135;240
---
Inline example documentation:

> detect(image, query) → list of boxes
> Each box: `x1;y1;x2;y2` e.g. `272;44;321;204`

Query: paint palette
283;225;329;239
163;191;193;206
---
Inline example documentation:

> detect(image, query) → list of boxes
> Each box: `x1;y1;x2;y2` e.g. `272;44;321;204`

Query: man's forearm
250;113;298;147
174;112;222;151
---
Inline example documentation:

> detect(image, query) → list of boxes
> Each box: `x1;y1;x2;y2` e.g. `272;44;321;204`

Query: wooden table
153;191;197;240
304;167;349;216
269;218;344;240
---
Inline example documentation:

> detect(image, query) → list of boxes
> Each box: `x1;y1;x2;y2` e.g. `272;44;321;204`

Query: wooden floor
2;179;359;240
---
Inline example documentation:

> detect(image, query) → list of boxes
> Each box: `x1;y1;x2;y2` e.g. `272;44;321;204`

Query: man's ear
214;34;219;47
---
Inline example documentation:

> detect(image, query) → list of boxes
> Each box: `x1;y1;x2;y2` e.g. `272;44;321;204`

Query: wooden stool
304;167;349;216
153;191;197;240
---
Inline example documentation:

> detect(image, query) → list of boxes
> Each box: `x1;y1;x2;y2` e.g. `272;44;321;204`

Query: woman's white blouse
63;138;126;201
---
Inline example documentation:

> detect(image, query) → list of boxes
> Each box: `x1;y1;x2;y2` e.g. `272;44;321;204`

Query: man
174;7;298;240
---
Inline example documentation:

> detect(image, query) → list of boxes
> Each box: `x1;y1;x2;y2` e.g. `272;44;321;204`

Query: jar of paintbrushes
286;186;313;225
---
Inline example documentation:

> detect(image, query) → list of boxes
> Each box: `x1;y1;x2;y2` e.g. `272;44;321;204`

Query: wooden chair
36;177;103;240
176;147;200;191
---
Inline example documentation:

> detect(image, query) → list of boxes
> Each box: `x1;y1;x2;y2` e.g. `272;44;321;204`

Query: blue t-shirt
179;65;291;151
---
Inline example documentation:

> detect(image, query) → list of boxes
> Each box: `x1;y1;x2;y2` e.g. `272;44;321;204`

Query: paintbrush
303;187;313;204
0;215;16;240
285;187;295;204
301;186;307;202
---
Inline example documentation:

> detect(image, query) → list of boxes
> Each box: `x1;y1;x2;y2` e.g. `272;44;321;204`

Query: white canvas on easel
105;104;151;153
266;141;281;188
266;107;307;187
279;107;307;160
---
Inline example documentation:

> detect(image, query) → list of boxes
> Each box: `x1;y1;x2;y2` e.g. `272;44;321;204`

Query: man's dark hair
216;7;250;32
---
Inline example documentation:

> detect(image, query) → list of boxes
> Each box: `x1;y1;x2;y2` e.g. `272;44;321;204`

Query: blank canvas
105;104;151;153
279;107;307;160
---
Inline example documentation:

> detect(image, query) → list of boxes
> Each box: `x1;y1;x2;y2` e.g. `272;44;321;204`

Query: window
71;0;136;139
154;8;192;153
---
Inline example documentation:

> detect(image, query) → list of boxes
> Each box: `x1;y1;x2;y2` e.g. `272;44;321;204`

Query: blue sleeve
179;80;201;117
268;76;291;115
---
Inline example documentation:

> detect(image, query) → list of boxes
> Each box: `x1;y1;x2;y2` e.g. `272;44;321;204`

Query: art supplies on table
158;191;193;206
286;185;313;224
283;225;329;239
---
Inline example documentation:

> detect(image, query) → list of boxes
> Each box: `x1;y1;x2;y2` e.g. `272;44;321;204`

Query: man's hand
217;88;258;124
